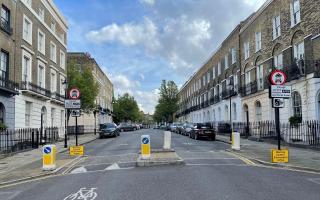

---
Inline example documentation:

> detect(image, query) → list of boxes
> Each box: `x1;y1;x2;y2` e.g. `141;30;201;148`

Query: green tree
153;80;179;123
67;62;100;113
113;93;140;124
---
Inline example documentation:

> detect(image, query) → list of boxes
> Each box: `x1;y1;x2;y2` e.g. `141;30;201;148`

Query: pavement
0;133;98;185
0;129;319;200
216;134;320;172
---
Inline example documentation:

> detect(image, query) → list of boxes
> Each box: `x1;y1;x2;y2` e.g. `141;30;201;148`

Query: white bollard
232;132;240;150
163;131;171;150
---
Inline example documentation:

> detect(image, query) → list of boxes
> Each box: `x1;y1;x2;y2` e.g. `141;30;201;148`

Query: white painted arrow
105;163;120;170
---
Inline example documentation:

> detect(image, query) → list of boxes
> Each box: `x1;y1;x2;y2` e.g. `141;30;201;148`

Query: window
1;5;10;33
274;53;283;69
51;71;57;92
234;73;238;90
232;103;237;121
23;15;32;44
38;8;44;21
293;41;304;60
255;101;262;121
38;30;45;54
60;51;65;69
50;42;56;62
218;62;221;75
25;101;32;127
292;92;302;118
231;48;236;64
0;50;9;79
256;64;264;90
51;21;56;33
22;54;31;82
272;16;281;40
244;41;250;60
291;0;301;26
38;64;45;88
51;108;55;127
212;67;215;79
224;54;229;69
255;32;262;52
207;72;210;84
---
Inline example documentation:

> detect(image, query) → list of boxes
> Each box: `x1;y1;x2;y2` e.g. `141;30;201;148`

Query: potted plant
0;122;7;130
289;115;302;127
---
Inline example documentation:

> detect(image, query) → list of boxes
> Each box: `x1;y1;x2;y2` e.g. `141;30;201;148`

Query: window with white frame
38;30;45;54
25;101;31;127
290;0;301;26
51;70;57;93
255;101;262;121
234;73;238;90
37;63;45;88
60;51;65;69
256;64;264;90
245;71;251;85
255;32;262;52
293;41;304;60
0;50;9;79
212;67;215;79
292;92;302;118
272;15;281;39
23;15;32;44
218;62;221;75
50;42;56;62
244;41;250;60
60;76;64;95
38;8;44;21
274;53;283;69
224;54;228;69
231;48;236;64
22;53;31;82
207;72;210;84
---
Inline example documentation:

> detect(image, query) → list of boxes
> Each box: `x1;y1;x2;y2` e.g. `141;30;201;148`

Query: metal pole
64;89;68;148
275;107;281;150
229;94;232;141
94;111;96;135
76;116;78;146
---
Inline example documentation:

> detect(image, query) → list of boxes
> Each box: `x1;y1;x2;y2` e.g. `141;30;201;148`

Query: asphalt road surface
0;129;319;200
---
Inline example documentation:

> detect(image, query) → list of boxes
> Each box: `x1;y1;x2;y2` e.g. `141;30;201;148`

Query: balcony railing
0;18;13;35
51;92;65;102
21;82;51;98
0;75;19;94
287;59;320;80
239;80;258;97
214;95;220;103
222;89;238;99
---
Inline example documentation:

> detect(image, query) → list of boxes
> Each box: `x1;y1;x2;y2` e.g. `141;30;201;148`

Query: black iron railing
239;80;258;96
51;92;65;102
0;75;19;93
0;127;59;155
21;82;51;97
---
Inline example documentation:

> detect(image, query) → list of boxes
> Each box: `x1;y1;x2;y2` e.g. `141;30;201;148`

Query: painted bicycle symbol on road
64;187;97;200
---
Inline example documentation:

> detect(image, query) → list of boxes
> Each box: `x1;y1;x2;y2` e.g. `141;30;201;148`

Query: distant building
67;52;114;132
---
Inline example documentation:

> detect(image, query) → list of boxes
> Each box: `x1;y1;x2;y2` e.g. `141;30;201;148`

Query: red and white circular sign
68;87;81;99
269;70;287;85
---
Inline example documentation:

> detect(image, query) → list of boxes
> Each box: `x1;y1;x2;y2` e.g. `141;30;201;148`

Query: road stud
141;135;151;159
43;145;56;171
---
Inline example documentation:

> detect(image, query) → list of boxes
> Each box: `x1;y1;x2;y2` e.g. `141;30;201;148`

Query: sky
54;0;266;114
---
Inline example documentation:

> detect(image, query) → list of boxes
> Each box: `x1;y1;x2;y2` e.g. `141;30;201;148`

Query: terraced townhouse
67;52;114;133
177;0;320;124
0;0;68;135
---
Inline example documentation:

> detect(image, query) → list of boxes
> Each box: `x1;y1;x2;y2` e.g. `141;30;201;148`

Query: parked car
189;123;216;140
170;123;179;132
99;123;119;138
176;123;184;134
154;125;160;129
181;123;194;136
118;123;136;132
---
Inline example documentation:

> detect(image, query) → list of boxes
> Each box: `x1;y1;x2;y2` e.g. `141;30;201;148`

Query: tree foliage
153;80;179;123
67;61;100;113
113;93;141;124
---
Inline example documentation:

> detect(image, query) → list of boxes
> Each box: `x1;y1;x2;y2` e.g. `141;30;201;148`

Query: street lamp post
63;80;68;148
228;83;234;141
93;109;97;135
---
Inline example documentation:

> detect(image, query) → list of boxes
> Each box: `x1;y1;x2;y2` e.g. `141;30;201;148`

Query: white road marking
0;191;21;200
186;163;248;166
64;187;97;200
183;158;238;160
308;178;320;185
70;166;87;174
105;163;120;170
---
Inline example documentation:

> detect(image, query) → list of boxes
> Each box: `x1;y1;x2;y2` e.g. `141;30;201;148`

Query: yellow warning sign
271;149;289;163
70;146;84;156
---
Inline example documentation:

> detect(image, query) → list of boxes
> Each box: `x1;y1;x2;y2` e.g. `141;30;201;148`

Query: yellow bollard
141;135;151;159
43;145;56;171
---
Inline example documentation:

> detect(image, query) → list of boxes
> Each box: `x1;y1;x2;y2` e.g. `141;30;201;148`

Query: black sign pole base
275;107;281;150
76;116;78;146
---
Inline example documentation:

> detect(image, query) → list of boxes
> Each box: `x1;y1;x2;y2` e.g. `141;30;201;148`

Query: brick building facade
177;0;320;124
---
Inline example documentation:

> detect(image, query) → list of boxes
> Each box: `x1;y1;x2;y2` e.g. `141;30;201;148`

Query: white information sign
273;98;285;108
65;99;81;109
270;85;292;98
71;110;81;117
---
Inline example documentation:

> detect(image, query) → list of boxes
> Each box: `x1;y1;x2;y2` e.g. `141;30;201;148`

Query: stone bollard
232;132;240;150
163;131;171;150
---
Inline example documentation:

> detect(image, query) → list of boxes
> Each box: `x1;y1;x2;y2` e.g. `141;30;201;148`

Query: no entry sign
68;87;81;99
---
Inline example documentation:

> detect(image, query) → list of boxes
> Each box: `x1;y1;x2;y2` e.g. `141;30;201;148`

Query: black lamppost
63;79;68;148
93;108;98;135
228;82;234;141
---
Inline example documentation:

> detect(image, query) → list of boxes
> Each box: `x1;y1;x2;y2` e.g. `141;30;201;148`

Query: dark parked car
176;123;184;134
189;123;216;140
99;123;119;138
118;123;136;132
180;123;194;136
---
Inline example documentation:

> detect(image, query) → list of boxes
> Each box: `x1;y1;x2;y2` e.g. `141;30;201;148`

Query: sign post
269;70;290;151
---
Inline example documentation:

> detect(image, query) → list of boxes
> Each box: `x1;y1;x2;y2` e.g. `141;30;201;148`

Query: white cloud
140;0;155;6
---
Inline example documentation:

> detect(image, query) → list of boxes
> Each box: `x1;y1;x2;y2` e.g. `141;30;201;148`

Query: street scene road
0;129;319;200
